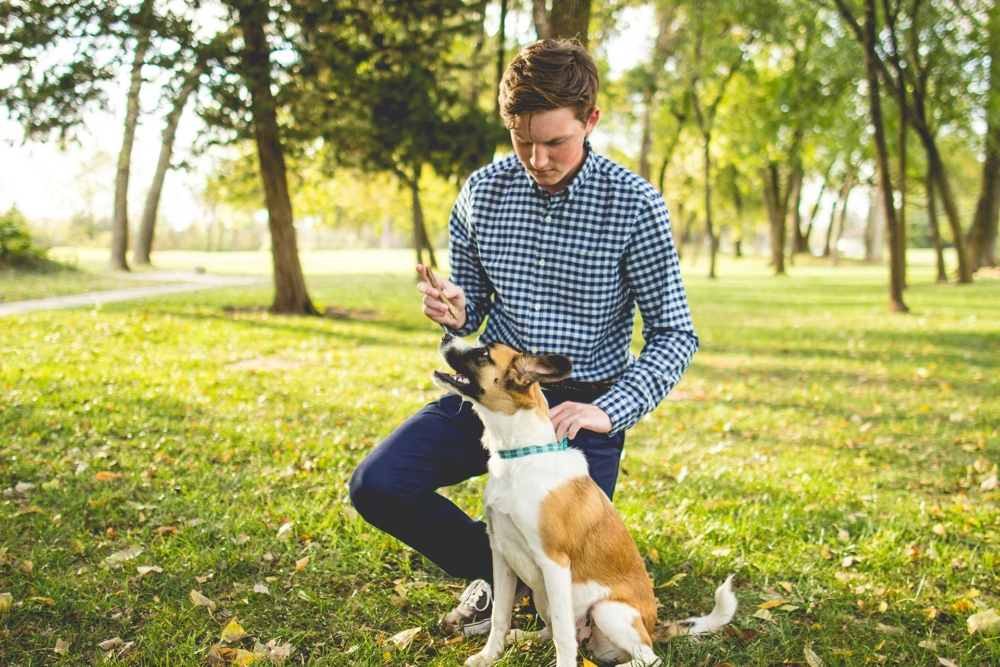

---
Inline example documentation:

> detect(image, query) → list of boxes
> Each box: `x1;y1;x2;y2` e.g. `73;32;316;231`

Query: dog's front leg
465;550;517;667
540;560;577;667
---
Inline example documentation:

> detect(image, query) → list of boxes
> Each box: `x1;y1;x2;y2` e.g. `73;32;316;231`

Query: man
349;38;698;636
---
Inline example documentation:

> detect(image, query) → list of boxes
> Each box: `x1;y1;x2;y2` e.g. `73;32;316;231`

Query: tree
968;0;999;270
532;0;592;45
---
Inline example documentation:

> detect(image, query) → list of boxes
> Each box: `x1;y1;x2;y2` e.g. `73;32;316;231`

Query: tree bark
924;138;973;282
495;0;508;117
134;60;206;265
762;164;786;275
968;0;1000;270
549;0;591;46
237;1;317;315
532;0;551;40
822;194;838;258
830;171;854;267
926;168;948;283
109;0;155;271
862;0;907;312
786;161;803;265
703;134;718;279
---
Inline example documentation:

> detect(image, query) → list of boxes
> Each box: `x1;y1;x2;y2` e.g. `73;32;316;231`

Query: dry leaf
27;596;55;605
196;573;214;584
190;589;217;612
295;556;309;572
105;546;143;565
54;638;69;655
950;599;975;613
752;609;772;621
265;639;294;665
820;545;833;560
938;658;959;667
779;582;793;594
137;565;163;576
276;523;294;540
0;593;12;613
932;524;947;538
980;475;998;491
919;640;938;650
387;627;421;650
967;609;1000;636
842;556;857;568
20;560;33;576
711;546;733;557
804;646;824;667
758;599;788;610
98;637;125;651
876;623;902;634
583;659;598;667
837;528;851;543
647;547;660;564
253;583;270;595
94;471;122;482
221;618;247;643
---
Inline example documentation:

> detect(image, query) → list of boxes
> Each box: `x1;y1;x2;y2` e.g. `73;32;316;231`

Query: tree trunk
134;60;206;265
703;133;717;279
926;168;948;283
410;162;437;269
924;139;973;283
822;194;838;258
786;162;803;265
238;1;318;315
762;164;787;276
830;171;854;267
969;0;1000;271
109;0;155;271
495;0;508;117
549;0;590;46
532;0;551;39
863;0;907;312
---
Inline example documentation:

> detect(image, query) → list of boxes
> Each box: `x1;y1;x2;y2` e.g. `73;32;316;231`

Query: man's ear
513;354;572;386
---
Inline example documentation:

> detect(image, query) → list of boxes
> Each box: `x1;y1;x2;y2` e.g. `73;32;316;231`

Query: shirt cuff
594;388;646;435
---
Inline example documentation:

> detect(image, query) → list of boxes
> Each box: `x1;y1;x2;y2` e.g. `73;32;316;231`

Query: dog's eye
479;348;490;357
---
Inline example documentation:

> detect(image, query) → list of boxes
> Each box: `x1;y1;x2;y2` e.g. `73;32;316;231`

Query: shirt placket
529;189;570;355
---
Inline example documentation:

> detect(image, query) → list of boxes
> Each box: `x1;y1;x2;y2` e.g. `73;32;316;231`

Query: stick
423;265;460;320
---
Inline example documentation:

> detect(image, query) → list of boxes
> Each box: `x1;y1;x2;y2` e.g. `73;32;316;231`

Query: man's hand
549;402;612;441
416;265;468;330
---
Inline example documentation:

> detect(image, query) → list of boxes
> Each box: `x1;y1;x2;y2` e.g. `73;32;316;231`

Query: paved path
0;272;268;317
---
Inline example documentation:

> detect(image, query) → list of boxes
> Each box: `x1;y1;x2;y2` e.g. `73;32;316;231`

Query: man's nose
531;146;549;168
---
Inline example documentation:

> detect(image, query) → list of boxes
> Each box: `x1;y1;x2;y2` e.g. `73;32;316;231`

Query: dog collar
497;438;569;460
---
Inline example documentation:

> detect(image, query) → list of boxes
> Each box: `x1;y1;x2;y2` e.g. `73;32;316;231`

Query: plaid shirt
447;143;698;434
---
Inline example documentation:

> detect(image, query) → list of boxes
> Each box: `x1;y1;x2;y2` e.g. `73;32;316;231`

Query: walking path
0;271;268;317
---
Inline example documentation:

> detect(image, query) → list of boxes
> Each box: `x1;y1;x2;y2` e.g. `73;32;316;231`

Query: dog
432;334;737;667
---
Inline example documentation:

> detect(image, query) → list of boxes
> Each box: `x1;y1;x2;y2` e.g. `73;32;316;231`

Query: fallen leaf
105;546;143;565
237;533;250;545
295;556;309;572
820;545;833;560
938;658;959;667
876;623;902;634
758;599;788;610
654;572;686;589
41;479;60;491
14;482;35;493
723;626;761;643
154;525;178;535
94;471;122;482
53;638;69;655
647;547;660;564
20;560;33;576
265;639;294;665
276;523;294;540
752;609;772;621
196;573;214;584
137;565;163;576
711;546;733;557
253;583;270;595
190;589;217;612
27;596;55;605
950;599;975;613
804;646;824;667
98;637;125;651
842;556;857;568
778;582;793;594
221;618;247;643
583;659;599;667
837;528;851;543
981;475;998;491
386;627;421;650
919;640;938;650
967;609;1000;636
778;605;800;612
0;593;12;612
932;524;947;538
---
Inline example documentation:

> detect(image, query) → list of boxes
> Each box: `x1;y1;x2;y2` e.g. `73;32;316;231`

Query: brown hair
498;38;600;129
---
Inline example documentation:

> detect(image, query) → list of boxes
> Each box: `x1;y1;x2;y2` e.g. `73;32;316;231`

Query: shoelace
459;579;493;613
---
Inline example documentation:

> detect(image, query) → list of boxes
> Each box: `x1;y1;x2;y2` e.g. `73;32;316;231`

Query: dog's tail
680;575;737;635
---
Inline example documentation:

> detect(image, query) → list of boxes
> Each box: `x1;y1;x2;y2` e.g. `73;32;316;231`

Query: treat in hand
422;265;460;320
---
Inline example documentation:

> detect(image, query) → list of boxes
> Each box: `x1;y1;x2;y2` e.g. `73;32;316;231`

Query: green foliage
0;206;47;267
0;255;998;664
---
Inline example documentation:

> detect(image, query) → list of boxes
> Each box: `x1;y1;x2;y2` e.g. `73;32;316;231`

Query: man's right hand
416;265;468;330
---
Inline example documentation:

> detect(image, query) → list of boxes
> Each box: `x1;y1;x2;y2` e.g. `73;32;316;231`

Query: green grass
1;253;998;666
0;266;163;304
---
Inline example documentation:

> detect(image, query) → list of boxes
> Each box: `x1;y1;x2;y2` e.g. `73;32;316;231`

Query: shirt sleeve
444;176;494;337
593;194;699;434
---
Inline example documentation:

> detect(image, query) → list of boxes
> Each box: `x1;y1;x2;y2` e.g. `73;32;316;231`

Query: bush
0;206;48;267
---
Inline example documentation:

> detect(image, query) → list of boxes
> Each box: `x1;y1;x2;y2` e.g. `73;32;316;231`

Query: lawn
1;252;998;666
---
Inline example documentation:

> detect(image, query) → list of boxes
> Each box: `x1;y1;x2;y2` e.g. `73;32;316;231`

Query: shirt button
532;349;538;354
534;304;541;311
539;259;546;266
544;216;552;222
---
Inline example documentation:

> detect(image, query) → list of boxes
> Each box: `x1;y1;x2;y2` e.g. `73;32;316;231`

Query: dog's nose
441;333;455;344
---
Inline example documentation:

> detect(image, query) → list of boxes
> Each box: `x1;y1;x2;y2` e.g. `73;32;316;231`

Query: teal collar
497;438;569;460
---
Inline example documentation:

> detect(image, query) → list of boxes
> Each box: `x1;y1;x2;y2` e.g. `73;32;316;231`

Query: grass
0;251;998;666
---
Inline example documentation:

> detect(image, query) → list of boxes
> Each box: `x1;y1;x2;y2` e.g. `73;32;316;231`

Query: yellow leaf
0;593;12;613
950;599;975;613
221;617;247;643
820;545;833;560
190;589;216;612
779;582;793;594
932;524;947;538
757;599;788;610
647;548;660;564
383;652;392;660
94;471;122;482
233;648;261;665
27;596;55;605
654;573;686;589
583;659;599;667
387;627;421;650
295;556;310;572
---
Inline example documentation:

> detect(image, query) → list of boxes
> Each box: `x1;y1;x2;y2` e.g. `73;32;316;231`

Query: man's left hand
549;402;612;441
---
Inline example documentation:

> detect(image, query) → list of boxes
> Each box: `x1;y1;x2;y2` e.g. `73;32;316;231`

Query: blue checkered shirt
447;144;698;434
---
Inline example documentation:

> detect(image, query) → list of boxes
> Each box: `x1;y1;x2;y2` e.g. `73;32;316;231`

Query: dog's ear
512;354;572;387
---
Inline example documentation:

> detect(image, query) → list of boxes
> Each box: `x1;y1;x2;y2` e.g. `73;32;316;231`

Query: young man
349;38;698;636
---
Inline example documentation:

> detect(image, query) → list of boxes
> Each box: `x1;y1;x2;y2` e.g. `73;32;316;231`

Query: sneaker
442;579;531;636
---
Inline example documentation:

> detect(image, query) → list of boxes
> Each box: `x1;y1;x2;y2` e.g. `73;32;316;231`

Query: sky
0;5;656;232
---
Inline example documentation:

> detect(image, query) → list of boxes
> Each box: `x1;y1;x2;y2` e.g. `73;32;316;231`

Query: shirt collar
523;138;597;200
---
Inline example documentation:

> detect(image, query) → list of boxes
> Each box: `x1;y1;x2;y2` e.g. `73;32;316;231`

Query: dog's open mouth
434;370;472;387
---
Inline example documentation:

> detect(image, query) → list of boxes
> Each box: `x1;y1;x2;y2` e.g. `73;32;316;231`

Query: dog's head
432;334;571;417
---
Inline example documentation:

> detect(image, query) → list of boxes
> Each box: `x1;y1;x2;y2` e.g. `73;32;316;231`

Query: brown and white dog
432;334;737;667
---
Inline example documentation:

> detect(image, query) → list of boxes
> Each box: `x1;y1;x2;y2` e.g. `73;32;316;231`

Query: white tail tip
681;574;738;635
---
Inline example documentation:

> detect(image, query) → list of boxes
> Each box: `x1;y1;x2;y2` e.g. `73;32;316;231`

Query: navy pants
349;391;625;583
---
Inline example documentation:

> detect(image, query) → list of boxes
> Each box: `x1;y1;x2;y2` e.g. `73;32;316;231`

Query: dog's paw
465;651;500;667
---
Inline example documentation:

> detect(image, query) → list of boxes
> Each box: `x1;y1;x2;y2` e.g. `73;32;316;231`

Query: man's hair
498;38;600;129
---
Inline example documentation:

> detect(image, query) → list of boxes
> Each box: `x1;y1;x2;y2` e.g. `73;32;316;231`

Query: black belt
543;378;616;399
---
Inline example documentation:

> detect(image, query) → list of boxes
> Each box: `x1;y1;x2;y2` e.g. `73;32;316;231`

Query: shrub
0;206;47;267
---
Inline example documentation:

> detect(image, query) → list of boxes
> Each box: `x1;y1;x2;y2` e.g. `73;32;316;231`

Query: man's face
510;106;600;194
